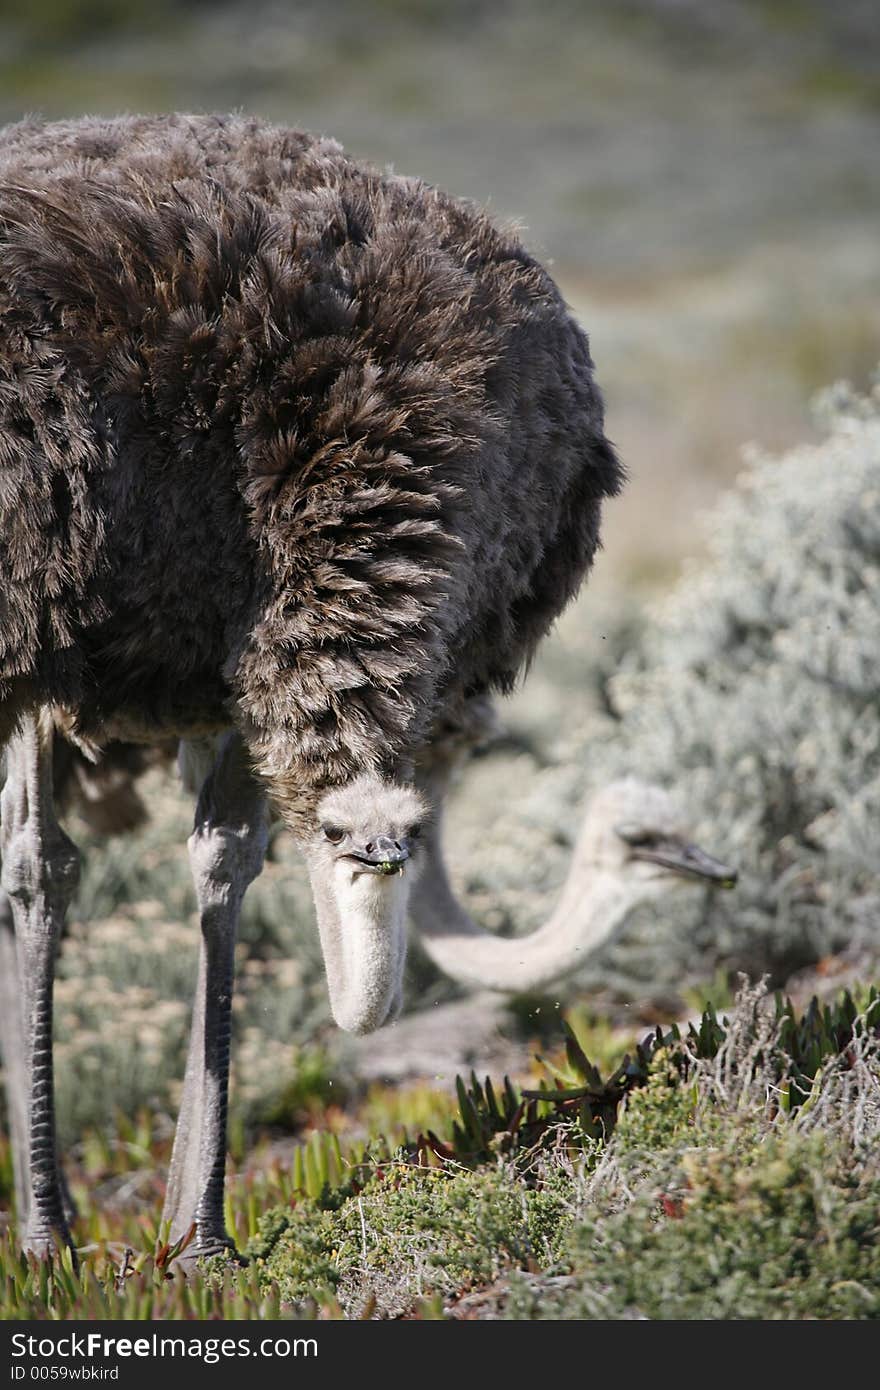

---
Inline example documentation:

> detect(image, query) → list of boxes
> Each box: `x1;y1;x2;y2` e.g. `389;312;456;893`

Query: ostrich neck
309;863;411;1034
411;771;635;994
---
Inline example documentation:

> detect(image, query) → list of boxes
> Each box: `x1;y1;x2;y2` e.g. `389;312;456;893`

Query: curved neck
410;766;633;993
308;860;410;1034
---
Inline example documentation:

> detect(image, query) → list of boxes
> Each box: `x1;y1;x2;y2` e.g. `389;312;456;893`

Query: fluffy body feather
0;113;621;830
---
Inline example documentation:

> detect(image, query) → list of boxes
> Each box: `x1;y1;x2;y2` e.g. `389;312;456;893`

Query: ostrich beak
347;835;411;875
629;837;737;888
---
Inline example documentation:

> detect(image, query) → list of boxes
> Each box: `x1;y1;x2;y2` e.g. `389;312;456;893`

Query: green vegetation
252;980;880;1319
250;1166;570;1315
4;980;877;1319
515;1132;880;1320
0;1233;290;1321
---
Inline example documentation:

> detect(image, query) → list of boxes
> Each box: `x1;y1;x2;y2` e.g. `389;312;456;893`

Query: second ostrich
0;113;734;1260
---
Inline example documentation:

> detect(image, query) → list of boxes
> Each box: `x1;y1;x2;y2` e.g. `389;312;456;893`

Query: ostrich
0;113;735;1261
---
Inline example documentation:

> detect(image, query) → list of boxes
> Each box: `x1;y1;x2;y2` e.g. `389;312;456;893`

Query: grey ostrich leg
162;733;269;1257
0;711;79;1255
0;887;29;1220
1;888;78;1231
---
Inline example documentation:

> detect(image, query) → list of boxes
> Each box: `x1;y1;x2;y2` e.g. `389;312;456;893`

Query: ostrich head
409;769;737;996
302;773;427;1035
577;778;737;895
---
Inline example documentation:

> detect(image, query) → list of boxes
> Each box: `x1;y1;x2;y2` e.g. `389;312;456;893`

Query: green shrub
505;980;880;1320
515;1131;880;1320
250;1162;571;1316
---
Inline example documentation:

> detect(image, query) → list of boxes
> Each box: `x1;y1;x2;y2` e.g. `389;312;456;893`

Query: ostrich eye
409;824;422;839
614;822;656;847
322;825;345;844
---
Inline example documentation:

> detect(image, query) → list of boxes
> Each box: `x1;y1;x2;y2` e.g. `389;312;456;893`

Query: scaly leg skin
0;886;30;1225
0;711;80;1258
162;733;269;1261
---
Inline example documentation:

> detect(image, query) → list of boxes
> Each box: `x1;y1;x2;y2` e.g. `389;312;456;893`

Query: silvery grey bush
579;373;880;990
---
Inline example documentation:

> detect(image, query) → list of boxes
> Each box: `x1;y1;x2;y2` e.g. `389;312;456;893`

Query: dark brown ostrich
0;113;736;1262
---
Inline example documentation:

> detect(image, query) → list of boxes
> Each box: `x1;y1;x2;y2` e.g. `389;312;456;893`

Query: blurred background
1;0;879;1159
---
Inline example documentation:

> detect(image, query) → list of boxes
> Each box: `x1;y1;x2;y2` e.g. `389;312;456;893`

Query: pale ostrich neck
411;771;635;993
309;863;411;1034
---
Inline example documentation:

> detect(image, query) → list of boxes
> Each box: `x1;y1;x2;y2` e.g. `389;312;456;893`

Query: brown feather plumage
0;113;622;831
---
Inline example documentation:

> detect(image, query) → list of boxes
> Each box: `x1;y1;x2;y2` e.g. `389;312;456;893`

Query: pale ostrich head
302;773;427;1035
409;769;737;996
577;778;737;895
